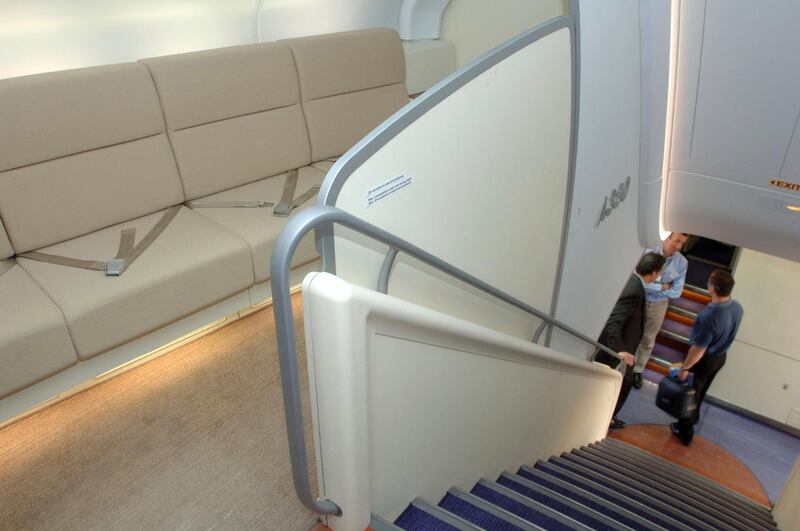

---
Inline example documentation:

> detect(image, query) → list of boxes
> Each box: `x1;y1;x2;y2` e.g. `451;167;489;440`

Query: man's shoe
610;418;627;430
633;372;643;389
670;422;693;446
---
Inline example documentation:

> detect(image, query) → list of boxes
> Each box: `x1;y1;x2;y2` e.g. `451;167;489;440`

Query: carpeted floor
0;294;318;530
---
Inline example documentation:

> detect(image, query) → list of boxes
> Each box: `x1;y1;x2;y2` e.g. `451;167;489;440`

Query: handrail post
531;320;550;344
377;247;399;294
271;210;342;517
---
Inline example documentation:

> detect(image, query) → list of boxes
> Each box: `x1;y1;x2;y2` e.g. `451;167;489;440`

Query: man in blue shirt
672;269;744;445
633;232;689;389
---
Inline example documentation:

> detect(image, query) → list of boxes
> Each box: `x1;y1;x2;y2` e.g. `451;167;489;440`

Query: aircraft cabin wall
0;1;563;83
710;249;800;430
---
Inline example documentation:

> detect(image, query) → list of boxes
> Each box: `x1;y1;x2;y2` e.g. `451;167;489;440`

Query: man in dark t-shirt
672;269;744;445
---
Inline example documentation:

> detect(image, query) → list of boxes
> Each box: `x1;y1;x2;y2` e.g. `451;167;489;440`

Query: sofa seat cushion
17;207;254;360
188;166;325;283
0;262;78;398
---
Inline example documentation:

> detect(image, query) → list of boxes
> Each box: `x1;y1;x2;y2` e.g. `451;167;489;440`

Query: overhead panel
665;0;800;261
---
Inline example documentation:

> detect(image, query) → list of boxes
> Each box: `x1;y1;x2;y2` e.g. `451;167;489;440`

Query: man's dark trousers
595;352;635;416
594;273;646;417
678;353;727;436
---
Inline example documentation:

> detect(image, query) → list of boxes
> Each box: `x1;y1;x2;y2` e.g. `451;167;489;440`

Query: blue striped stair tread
669;296;706;314
660;317;693;339
652;343;687;364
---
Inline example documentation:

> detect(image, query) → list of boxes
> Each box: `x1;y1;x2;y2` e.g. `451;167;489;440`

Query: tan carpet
0;294;318;530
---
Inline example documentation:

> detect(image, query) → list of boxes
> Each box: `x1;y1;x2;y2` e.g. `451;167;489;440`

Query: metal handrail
270;205;623;517
531;320;550;344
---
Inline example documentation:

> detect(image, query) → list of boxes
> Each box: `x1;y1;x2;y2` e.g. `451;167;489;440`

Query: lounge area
0;27;409;424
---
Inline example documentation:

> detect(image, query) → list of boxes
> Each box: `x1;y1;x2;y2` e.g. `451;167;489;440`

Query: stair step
602;438;775;518
666;304;698;320
683;283;711;298
651;343;686;364
665;310;694;328
543;458;714;530
395;498;480;530
508;469;658;530
568;449;761;531
440;488;541;530
669;296;706;314
529;463;692;531
660;318;693;339
559;452;740;531
585;444;776;529
472;479;586;530
642;368;666;384
371;513;405;531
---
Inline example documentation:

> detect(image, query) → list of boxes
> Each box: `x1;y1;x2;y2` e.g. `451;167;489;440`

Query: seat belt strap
115;205;181;276
116;228;136;259
19;251;107;272
273;169;299;217
290;185;321;209
19;206;181;277
186;200;274;209
0;259;16;277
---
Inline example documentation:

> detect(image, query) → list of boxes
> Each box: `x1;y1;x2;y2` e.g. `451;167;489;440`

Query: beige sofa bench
0;28;408;423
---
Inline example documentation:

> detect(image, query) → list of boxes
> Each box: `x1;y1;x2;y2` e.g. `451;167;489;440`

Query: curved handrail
270;205;622;517
376;247;398;293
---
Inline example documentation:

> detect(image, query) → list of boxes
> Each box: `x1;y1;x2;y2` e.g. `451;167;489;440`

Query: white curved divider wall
303;272;620;530
255;0;403;41
320;17;574;341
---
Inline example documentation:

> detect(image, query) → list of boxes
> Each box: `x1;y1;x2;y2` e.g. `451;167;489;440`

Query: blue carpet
394;504;459;531
438;493;522;530
469;482;573;531
515;469;654;531
495;475;614;531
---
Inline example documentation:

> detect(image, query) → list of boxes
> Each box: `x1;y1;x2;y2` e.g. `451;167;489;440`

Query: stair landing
610;424;772;508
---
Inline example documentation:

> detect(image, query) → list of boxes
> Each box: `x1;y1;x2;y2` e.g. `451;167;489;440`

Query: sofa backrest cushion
141;43;311;200
0;218;12;259
283;28;409;161
0;63;183;253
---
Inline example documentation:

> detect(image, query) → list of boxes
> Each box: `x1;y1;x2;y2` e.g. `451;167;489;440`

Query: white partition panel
322;22;573;341
550;0;645;356
303;272;620;530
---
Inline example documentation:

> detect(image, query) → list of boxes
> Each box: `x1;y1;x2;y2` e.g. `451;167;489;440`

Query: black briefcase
656;375;698;419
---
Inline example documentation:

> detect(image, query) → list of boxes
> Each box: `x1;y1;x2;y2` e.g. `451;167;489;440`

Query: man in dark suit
595;252;666;430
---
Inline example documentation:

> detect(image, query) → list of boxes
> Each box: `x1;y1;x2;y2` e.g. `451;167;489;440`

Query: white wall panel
329;27;572;341
0;0;253;79
441;0;566;68
0;0;407;79
708;249;800;425
303;272;620;530
256;0;403;42
638;0;672;247
550;0;644;356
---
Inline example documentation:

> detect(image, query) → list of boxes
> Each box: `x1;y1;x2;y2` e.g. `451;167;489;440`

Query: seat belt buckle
105;259;126;276
273;202;292;217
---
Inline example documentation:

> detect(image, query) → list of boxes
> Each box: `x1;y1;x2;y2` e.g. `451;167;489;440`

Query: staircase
376;438;777;530
645;237;738;378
